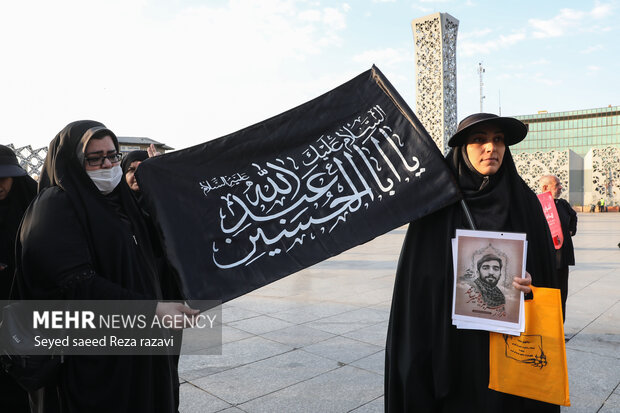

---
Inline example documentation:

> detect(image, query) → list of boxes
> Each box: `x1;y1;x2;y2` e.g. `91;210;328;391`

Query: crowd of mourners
1;121;195;412
1;114;572;412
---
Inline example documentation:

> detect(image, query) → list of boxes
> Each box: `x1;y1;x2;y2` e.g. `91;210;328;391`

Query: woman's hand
513;271;532;294
155;302;200;330
147;143;161;158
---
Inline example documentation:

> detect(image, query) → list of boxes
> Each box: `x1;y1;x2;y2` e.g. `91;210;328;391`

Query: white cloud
495;60;555;84
353;47;413;66
583;24;614;33
460;32;526;56
0;0;352;148
299;9;322;22
411;4;433;14
581;44;604;53
532;73;562;86
459;3;614;59
372;0;396;2
590;2;615;18
497;73;527;81
529;9;584;38
458;28;492;40
323;7;347;30
587;65;601;72
529;3;614;38
460;3;615;58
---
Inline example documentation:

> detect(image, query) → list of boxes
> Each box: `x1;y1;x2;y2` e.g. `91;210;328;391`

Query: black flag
137;66;461;305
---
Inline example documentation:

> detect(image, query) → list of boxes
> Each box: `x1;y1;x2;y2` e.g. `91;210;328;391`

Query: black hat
0;145;28;178
448;113;528;147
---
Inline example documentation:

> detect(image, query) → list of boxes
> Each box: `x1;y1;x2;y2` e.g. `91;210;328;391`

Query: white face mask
86;165;122;195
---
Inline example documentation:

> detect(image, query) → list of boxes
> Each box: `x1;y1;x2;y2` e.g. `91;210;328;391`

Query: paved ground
178;213;620;413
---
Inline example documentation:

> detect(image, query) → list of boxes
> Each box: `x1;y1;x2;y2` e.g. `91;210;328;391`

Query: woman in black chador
122;147;185;408
15;121;194;412
120;147;182;303
121;149;149;195
0;145;37;412
385;113;559;412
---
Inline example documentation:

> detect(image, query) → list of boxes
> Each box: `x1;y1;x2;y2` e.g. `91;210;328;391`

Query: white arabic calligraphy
202;104;429;269
200;173;250;196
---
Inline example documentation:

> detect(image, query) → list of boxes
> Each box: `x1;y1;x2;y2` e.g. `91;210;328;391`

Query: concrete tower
412;12;459;154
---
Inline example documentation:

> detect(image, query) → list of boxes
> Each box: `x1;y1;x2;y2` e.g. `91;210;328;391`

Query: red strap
537;192;563;249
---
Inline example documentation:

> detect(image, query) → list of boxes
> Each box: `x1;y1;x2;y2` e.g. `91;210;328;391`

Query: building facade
8;144;47;180
512;106;620;157
513;149;584;205
118;136;174;154
511;106;620;206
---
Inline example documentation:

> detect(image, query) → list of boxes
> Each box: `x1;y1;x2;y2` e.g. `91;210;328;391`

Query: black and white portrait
452;230;526;327
471;253;506;308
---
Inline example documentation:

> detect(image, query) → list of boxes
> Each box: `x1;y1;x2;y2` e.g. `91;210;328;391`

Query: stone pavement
178;213;620;412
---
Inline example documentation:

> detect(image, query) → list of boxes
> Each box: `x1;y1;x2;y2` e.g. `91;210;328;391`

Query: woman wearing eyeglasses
80;130;124;193
14;120;195;412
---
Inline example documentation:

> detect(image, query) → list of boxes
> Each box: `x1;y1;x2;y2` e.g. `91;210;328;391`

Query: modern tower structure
412;12;459;155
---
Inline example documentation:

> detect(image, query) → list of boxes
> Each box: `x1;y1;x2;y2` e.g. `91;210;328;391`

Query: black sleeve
567;202;577;236
17;188;148;301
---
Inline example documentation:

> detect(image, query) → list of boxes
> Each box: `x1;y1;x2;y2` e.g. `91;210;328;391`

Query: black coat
555;198;577;269
0;174;36;412
385;147;559;412
0;174;36;299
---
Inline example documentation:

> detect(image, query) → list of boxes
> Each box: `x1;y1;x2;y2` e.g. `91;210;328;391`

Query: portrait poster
451;229;526;335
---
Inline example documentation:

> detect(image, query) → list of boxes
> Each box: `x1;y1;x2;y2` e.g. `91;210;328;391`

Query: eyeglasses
84;153;123;167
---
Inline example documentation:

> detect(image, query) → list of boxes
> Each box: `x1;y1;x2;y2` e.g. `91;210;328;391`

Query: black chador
15;121;178;413
385;145;559;412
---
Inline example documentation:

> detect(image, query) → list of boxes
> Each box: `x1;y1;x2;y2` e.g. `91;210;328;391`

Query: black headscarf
121;150;148;175
15;121;176;412
452;145;510;229
385;146;558;412
17;120;161;299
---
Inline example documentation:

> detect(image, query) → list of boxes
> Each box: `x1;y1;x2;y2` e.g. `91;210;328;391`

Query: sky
1;0;618;150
